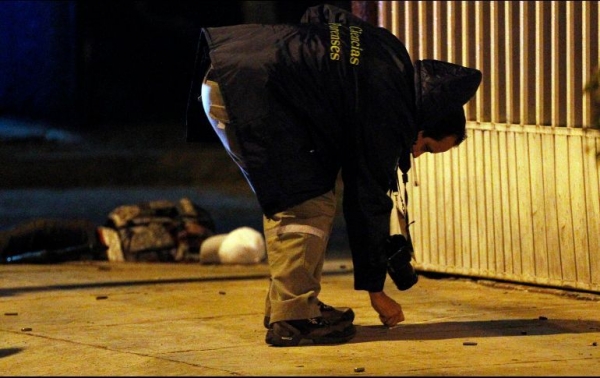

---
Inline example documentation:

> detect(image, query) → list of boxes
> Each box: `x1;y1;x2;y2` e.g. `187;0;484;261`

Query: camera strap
391;156;414;248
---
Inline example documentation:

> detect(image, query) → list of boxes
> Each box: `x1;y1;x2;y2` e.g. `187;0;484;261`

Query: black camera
385;234;418;291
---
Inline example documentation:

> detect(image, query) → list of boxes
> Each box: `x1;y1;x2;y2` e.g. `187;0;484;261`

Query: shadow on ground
352;318;600;342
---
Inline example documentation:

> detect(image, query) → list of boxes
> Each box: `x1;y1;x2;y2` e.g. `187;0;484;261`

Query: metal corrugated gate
373;1;600;292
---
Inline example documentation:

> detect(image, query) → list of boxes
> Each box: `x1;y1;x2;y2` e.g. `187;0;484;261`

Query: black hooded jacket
186;4;481;292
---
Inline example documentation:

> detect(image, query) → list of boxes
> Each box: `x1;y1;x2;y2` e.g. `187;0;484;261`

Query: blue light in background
0;0;78;125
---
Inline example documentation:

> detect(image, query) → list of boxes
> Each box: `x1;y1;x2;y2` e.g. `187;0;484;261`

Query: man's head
412;107;466;158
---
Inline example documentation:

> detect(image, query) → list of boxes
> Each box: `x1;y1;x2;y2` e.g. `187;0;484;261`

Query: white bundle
200;227;266;264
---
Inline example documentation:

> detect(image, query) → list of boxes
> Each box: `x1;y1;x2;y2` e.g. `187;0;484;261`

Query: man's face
411;131;457;158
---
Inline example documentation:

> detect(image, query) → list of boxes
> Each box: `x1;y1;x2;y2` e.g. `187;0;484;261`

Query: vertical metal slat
432;1;442;59
535;2;545;127
519;1;530;125
550;2;561;126
566;2;577;127
418;1;428;59
475;2;484;122
404;1;415;56
490;1;500;124
505;1;515;124
390;1;400;40
581;1;591;129
447;1;456;63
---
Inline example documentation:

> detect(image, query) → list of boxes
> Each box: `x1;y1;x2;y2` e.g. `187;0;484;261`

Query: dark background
0;1;350;142
0;1;353;253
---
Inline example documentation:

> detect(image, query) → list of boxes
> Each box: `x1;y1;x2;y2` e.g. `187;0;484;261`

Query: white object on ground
200;227;266;264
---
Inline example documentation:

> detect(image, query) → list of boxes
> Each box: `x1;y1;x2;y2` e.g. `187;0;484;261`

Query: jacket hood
414;59;482;131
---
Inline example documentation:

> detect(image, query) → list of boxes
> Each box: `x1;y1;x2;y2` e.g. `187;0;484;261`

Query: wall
377;1;600;292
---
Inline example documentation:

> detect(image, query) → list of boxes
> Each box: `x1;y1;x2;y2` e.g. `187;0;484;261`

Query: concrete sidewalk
1;259;599;376
1;123;599;375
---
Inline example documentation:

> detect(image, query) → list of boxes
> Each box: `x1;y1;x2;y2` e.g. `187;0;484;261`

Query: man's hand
369;291;405;327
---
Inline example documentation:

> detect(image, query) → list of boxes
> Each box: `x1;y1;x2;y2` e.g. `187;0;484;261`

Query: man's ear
413;130;424;144
411;131;424;157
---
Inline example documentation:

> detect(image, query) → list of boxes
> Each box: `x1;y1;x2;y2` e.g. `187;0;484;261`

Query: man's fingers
379;315;394;327
379;315;397;327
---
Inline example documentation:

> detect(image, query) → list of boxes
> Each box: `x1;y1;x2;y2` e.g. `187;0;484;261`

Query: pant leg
263;190;337;324
200;68;337;324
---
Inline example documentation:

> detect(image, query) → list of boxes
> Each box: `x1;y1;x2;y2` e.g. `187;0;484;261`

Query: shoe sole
265;324;357;347
264;308;355;329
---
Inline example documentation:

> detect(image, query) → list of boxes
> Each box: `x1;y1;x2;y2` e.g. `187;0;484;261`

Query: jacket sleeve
341;152;396;293
303;3;417;293
343;58;416;293
341;75;416;291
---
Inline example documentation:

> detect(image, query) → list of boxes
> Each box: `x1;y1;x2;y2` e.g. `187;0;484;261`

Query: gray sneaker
265;317;357;347
263;301;355;329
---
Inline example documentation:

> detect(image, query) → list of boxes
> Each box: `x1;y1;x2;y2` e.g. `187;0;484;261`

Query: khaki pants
200;69;337;325
263;191;336;324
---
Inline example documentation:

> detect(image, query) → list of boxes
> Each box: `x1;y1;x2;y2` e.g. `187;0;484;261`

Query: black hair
422;106;467;145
